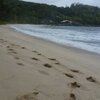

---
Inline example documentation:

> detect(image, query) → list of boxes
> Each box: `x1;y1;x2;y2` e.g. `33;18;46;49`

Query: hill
0;0;100;26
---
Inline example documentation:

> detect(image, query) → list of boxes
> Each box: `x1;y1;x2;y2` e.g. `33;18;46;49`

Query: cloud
23;0;100;7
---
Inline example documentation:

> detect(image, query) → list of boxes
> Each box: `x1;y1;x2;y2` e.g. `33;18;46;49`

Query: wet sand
0;25;100;100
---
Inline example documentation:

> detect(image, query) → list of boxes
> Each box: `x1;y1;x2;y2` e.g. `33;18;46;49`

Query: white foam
11;24;100;54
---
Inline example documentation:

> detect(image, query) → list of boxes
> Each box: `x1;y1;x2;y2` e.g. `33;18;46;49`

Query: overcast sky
23;0;100;7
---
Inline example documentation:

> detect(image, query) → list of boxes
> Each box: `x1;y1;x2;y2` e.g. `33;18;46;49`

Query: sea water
11;24;100;54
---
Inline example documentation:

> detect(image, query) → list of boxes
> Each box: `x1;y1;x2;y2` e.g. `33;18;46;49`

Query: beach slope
0;25;100;100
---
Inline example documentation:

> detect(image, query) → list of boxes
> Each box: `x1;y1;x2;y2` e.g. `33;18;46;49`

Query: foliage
0;0;100;26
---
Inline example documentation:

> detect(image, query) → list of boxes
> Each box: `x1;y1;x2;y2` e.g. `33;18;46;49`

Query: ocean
11;24;100;54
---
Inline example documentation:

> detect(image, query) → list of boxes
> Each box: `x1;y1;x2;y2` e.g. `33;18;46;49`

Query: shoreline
11;24;100;57
0;25;100;100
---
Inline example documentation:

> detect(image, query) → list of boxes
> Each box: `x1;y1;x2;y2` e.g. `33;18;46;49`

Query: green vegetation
0;0;100;26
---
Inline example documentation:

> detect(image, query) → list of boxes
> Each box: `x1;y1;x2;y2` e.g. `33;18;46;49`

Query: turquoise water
11;24;100;54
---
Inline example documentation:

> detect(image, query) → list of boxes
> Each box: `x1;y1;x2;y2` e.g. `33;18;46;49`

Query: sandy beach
0;25;100;100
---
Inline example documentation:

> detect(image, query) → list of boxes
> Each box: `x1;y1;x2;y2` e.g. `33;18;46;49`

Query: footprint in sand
16;91;39;100
48;58;61;65
54;62;61;65
70;82;80;88
70;69;80;73
6;45;10;48
86;76;96;83
10;43;26;50
8;48;14;51
32;51;43;56
21;46;26;49
37;53;42;56
69;93;76;100
32;51;38;53
17;62;24;66
31;57;39;61
12;51;18;54
43;63;52;68
64;73;74;78
48;58;57;61
8;48;18;54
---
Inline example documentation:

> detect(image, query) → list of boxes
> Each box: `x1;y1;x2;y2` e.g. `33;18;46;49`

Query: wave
11;24;100;54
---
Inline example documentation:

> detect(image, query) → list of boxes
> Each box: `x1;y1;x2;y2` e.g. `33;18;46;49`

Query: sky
23;0;100;7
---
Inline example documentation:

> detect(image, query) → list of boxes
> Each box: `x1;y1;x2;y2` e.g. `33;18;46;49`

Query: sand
0;25;100;100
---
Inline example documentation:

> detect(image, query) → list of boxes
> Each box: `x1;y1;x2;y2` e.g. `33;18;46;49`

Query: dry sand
0;25;100;100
